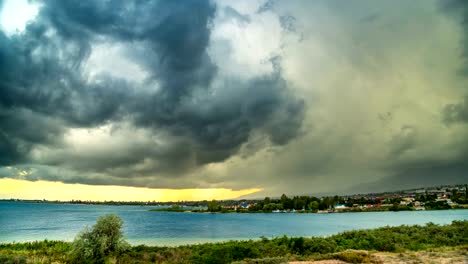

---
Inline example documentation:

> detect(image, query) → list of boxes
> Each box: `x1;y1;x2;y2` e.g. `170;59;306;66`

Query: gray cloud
441;0;468;124
0;0;466;195
388;126;417;157
442;0;468;57
203;0;468;196
443;96;468;124
348;159;468;194
0;0;305;187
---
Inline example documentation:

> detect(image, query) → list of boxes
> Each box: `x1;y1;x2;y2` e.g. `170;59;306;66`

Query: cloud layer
0;0;304;189
0;0;466;195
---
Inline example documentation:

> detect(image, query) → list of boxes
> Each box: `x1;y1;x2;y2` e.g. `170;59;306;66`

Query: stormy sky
0;0;467;197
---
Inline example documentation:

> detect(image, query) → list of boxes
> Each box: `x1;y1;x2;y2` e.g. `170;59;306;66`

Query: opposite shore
150;184;468;214
3;184;467;215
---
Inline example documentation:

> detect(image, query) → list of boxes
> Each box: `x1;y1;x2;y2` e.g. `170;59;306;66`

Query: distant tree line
205;195;344;213
4;185;466;211
196;188;468;213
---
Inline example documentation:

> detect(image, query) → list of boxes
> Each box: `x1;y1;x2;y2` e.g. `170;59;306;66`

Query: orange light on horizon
0;178;262;202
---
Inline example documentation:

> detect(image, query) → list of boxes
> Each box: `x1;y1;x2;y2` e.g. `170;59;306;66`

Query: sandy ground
372;250;467;264
289;248;468;263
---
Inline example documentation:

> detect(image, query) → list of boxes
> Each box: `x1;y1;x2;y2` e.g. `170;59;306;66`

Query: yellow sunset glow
0;178;261;202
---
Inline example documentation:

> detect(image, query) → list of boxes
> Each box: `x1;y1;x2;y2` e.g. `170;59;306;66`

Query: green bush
69;214;130;263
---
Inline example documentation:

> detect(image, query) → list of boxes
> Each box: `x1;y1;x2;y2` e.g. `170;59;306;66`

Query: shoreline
2;205;466;248
1;221;466;263
1;217;466;247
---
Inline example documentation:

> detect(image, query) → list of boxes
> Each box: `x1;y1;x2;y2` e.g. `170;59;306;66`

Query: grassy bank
0;220;466;264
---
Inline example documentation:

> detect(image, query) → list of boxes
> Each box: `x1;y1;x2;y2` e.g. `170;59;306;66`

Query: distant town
2;184;467;213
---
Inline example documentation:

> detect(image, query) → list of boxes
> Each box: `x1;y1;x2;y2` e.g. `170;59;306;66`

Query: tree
208;200;221;212
390;202;400;211
309;201;319;212
280;194;293;209
70;214;129;263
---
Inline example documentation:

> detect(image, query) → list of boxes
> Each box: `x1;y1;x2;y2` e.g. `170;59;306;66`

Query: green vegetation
150;205;187;212
0;240;71;264
0;220;466;263
147;185;468;213
389;203;412;212
150;194;467;214
424;200;452;210
70;214;130;263
207;200;222;212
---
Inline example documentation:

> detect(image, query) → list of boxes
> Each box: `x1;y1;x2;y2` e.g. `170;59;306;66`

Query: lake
0;201;467;246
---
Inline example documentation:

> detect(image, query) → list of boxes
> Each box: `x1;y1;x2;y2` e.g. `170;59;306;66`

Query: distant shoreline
3;183;467;216
2;199;467;213
1;183;466;205
149;206;468;214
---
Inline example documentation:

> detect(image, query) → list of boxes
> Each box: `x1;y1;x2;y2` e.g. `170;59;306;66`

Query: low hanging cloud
443;96;468;124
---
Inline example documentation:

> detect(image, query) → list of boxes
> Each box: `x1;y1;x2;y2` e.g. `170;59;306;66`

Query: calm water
0;202;467;246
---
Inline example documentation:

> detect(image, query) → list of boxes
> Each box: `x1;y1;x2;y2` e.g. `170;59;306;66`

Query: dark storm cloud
0;130;25;165
442;0;468;59
443;97;468;124
0;0;304;185
0;18;132;168
441;1;468;124
42;0;217;94
0;20;129;125
0;107;64;165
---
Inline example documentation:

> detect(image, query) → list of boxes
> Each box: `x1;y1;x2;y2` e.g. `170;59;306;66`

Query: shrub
69;214;130;263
